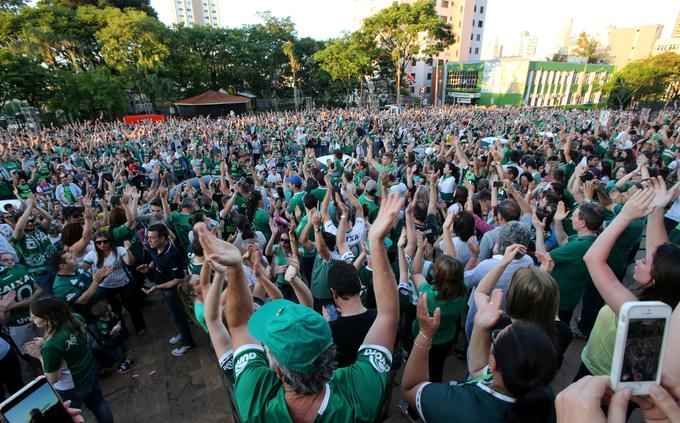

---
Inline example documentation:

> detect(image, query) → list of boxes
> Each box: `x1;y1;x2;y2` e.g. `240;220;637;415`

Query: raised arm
12;198;34;240
410;231;427;290
196;222;257;349
583;189;654;316
203;262;233;359
646;177;679;256
284;255;313;308
362;193;402;351
427;172;439;216
441;212;457;258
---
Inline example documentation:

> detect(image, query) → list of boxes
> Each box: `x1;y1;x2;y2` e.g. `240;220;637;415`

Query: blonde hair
506;266;559;345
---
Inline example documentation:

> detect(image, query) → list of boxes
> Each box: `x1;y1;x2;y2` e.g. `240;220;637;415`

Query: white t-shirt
323;216;366;247
83;247;129;289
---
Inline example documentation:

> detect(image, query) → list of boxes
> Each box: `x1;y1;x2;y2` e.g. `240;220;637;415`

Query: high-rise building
554;18;573;55
171;0;220;27
652;11;680;56
606;24;663;69
512;31;538;57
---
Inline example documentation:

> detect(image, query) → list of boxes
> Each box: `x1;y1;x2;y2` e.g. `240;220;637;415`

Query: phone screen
620;317;667;383
323;304;339;321
1;377;72;423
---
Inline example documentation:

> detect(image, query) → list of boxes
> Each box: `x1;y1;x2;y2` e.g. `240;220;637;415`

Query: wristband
414;340;431;350
418;331;431;340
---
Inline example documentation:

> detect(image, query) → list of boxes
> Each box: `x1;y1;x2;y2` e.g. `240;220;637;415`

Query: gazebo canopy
174;90;250;106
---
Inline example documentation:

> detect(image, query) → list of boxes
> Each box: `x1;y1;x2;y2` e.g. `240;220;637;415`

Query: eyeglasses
95;239;110;245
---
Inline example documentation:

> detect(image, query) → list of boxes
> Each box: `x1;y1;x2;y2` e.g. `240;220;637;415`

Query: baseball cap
248;299;332;373
286;175;303;186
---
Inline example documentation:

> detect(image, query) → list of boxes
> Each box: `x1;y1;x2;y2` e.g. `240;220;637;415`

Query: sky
150;0;679;53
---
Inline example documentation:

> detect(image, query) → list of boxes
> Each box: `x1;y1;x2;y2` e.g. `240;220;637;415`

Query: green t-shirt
606;205;644;276
582;305;617;376
252;208;271;242
170;211;193;253
371;163;397;196
412;283;466;345
549;234;597;311
0;264;37;326
358;195;379;224
52;270;96;305
94;313;124;348
272;245;290;285
311;254;333;299
311;188;328;205
112;224;142;262
12;226;57;276
41;323;96;387
295;215;315;258
287;192;306;222
233;344;391;423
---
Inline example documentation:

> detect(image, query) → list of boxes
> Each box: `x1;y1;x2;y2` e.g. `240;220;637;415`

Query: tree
0;49;52;107
282;40;300;109
571;32;605;64
360;0;454;105
97;8;169;74
604;60;669;109
314;33;372;107
50;66;127;119
648;52;680;101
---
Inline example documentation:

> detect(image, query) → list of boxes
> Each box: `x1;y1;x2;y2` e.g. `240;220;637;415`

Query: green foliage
49;66;127;119
0;49;52;107
604;55;679;108
97;8;169;73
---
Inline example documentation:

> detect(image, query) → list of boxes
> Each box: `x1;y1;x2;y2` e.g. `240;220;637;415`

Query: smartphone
492;181;503;188
323;304;339;321
610;301;671;395
0;376;72;423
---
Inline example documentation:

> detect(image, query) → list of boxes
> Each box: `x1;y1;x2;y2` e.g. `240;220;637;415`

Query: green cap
248;299;333;373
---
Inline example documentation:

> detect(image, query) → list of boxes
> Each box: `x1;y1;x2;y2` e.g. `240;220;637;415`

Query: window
469;47;472;53
474;5;476;11
460;6;463;11
470;33;474;40
458;21;461;28
480;6;484;13
427;72;432;80
478;20;483;27
439;15;447;22
474;47;479;54
410;87;415;94
441;0;448;7
476;34;481;41
472;20;475;26
426;86;431;94
447;69;479;89
410;73;416;80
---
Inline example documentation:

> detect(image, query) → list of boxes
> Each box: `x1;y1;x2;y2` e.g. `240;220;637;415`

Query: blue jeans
58;368;113;423
161;288;194;346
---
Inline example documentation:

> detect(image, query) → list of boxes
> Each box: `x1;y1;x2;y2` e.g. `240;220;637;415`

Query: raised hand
474;288;503;330
195;222;242;266
416;293;440;339
619;188;655;221
501;244;526;265
535;251;554;273
532;211;547;231
369;192;403;240
553;201;569;222
650;176;680;210
0;290;16;311
397;227;407;249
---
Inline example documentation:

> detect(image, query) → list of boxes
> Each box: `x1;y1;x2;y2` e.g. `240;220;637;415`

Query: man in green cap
194;192;403;423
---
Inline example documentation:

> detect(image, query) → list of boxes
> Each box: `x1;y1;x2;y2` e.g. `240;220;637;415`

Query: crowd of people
0;105;679;422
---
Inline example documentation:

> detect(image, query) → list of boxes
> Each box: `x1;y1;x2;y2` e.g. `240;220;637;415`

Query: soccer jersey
233;343;391;423
12;226;57;276
0;264;36;326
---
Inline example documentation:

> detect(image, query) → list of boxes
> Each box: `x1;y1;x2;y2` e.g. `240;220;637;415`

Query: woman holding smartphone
580;178;680;380
25;295;113;423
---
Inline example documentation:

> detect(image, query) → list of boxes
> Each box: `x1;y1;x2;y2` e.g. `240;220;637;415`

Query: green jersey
233;344;391;423
169;211;193;253
549;234;597;311
287;192;306;222
94;313;124;348
371;163;397;196
12;226;57;276
41;323;96;387
187;253;203;276
252;208;271;242
0;264;37;326
52;270;97;305
358;195;379;223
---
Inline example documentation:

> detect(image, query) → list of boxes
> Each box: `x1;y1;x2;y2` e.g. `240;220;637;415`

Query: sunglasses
95;239;110;245
280;238;290;243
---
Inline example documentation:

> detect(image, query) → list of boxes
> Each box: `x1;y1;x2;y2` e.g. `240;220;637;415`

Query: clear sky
150;0;678;51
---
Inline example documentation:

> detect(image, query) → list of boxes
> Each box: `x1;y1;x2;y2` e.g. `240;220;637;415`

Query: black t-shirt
414;214;440;245
329;308;377;367
149;243;186;286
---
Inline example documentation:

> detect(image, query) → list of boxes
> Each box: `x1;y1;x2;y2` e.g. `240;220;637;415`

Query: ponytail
493;323;558;423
